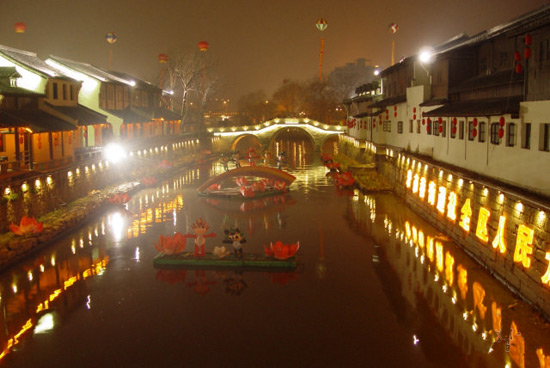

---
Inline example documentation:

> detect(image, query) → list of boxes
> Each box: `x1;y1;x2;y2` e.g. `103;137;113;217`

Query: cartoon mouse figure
223;228;246;258
187;218;216;257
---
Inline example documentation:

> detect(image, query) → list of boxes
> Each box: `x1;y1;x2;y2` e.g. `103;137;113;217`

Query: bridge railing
206;117;345;135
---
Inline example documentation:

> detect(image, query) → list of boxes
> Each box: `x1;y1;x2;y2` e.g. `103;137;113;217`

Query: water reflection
348;192;550;368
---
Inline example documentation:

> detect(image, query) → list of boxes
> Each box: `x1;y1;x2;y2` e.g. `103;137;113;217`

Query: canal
0;139;549;367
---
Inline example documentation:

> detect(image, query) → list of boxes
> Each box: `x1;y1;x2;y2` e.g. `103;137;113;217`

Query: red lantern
14;22;26;33
452;117;457;125
394;112;397;118
438;117;443;124
499;117;505;127
473;118;478;127
525;34;532;46
498;128;504;138
514;51;521;61
438;125;443;133
413;107;417;113
393;106;397;111
427;118;432;124
372;123;376;128
452;127;457;135
198;41;209;52
472;128;478;138
515;63;523;74
413;115;416;120
422;119;425;125
524;47;531;59
427;125;431;133
158;53;169;63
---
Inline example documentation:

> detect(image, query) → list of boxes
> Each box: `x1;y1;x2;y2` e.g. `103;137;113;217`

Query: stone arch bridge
208;118;345;152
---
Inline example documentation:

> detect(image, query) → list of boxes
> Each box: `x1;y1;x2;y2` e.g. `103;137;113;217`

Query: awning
107;107;152;124
0;109;77;132
369;95;407;108
422;96;523;118
154;108;181;121
353;110;385;118
46;103;108;126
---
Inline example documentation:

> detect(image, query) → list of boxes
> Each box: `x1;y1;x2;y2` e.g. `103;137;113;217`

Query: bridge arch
229;134;262;152
267;126;316;152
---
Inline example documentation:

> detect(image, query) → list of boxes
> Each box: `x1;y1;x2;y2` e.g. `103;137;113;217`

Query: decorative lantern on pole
389;22;399;66
316;18;328;81
14;22;26;48
198;41;209;97
105;32;117;70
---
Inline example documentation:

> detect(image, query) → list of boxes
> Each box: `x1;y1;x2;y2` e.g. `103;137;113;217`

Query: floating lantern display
158;53;168;63
105;32;117;44
197;41;209;52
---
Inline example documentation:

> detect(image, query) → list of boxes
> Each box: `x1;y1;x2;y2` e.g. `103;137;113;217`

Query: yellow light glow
412;174;419;193
491;301;502;334
509;321;525;368
445;252;454;286
498;193;504;204
482;187;488;196
542;253;550;286
21;183;28;192
428;181;436;205
513;224;534;268
447;192;457;221
457;264;468;300
473;282;487;319
459;198;472;232
492;216;507;254
35;179;41;188
419;177;426;199
447;174;453;182
4;187;10;195
436;186;446;213
475;207;490;242
418;230;425;248
515;201;523;213
536;348;550;368
436;241;444;272
458;178;463;187
405;221;411;239
406;170;412;188
427;236;434;262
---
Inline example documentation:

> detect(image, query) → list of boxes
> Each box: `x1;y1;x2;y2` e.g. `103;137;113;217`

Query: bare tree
272;79;305;117
237;90;275;124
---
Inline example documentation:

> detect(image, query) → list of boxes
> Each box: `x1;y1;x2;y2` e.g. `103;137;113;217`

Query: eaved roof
47;55;135;86
0;44;67;79
109;70;161;92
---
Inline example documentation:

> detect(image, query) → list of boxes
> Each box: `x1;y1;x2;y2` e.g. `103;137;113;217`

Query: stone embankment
333;153;393;192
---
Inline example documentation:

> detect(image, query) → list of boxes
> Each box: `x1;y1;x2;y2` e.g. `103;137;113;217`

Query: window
417;120;421;134
507;123;516;147
459;121;465;140
478;122;486;142
468;121;475;140
433;120;440;136
53;82;58;99
383;121;391;132
62;84;67;100
398;121;403;134
540;123;550;151
441;121;447;137
490;123;500;144
408;120;413;133
70;85;74;100
522;123;531;149
499;52;508;67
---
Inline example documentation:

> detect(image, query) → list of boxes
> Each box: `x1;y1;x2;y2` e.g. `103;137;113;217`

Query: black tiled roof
45;103;108;126
369;95;407;108
0;109;77;132
422;96;523;117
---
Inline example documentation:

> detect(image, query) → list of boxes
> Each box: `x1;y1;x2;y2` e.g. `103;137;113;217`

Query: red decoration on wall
524;47;531;59
37;135;42;149
473;118;478;127
394;112;397;118
499;117;505;127
515;63;523;74
393;105;397;111
438;125;443;133
427;118;432;125
373;123;376;128
451;127;457;135
413;107;417;113
427;124;431;133
413;115;417;120
525;34;532;46
452;117;457;125
438;117;442;124
19;128;24;144
514;51;521;61
472;128;478;138
498;128;504;138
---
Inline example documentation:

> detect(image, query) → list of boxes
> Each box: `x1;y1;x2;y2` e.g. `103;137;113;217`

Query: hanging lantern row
515;33;532;74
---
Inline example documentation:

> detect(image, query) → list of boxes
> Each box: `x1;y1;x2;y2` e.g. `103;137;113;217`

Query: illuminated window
427;236;434;262
433;186;445;214
492;216;507;254
459;198;472;232
447;192;457;221
419;177;427;199
475;207;490;242
513;224;534;268
406;170;412;188
412;174;419;193
428;181;436;206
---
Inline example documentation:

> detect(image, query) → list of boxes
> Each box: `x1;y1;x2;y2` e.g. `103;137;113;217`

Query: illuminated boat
153;252;297;270
197;166;296;199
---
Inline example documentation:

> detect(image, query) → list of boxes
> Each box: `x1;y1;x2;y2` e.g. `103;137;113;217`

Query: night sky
1;0;549;100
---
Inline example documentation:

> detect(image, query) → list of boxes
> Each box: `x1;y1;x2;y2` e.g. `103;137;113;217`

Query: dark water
0;144;549;367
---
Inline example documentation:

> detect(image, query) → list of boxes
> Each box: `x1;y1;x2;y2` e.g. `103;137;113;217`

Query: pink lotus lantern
264;241;300;260
154;233;187;255
10;216;43;236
